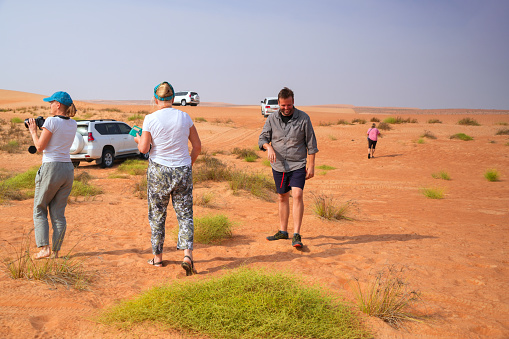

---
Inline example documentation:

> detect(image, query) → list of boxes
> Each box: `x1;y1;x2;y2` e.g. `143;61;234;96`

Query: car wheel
72;161;80;168
70;132;85;154
100;148;114;168
181;99;187;106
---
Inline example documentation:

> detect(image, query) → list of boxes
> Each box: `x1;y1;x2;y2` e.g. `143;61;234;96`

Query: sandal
181;255;197;276
147;258;163;267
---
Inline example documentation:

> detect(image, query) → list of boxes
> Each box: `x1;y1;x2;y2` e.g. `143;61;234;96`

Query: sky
1;0;508;109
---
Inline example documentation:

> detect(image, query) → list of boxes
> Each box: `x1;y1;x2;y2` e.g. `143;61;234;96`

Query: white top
42;116;78;163
142;107;194;167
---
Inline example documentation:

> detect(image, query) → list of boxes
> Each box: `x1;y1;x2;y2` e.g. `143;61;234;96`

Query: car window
117;123;132;135
95;123;120;135
268;99;278;105
175;92;185;96
191;92;198;96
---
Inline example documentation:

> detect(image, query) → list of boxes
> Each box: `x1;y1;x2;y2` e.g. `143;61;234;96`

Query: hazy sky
1;0;508;108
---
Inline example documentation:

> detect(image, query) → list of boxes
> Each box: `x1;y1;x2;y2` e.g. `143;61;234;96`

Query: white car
70;119;149;168
260;97;279;117
173;91;200;106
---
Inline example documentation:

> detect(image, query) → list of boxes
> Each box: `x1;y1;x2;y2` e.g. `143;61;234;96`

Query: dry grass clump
421;130;437;139
377;122;392;131
370;117;380;122
312;194;352;221
383;116;418;124
194;192;214;207
427;119;442;124
195;117;207;123
495;128;509;135
352;118;366;124
70;172;103;200
231;147;260;162
3;230;93;290
337;119;352;125
189;214;234;244
458;117;480;126
0;166;38;202
117;159;148;175
352;266;425;328
134;177;147;199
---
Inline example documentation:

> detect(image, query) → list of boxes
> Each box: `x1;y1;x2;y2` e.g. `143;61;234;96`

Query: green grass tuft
188;214;234;244
383;116;418;124
484;168;500;182
450;133;473;141
117;159;148;175
427;119;442;124
316;165;336;171
431;171;451;181
99;268;370;338
195;117;207;123
127;114;144;121
231;147;260;162
421;187;445;199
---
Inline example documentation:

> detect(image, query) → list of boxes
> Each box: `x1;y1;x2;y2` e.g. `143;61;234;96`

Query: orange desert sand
0;89;508;338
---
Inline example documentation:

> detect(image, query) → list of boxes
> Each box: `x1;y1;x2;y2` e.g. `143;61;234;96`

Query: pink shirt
367;128;380;141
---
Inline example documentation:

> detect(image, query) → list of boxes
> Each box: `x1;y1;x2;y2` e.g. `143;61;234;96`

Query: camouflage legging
147;160;194;254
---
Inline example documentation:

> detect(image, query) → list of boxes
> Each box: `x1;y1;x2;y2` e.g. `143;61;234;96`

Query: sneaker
292;233;303;248
368;154;370;159
266;230;289;241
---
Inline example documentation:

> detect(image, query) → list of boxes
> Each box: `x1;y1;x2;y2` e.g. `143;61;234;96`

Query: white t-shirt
142;107;194;167
42;116;78;163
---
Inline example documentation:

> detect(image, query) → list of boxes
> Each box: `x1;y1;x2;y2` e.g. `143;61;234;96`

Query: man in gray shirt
258;87;318;248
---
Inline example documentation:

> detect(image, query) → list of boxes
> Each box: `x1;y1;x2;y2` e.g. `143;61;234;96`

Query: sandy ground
0;90;508;338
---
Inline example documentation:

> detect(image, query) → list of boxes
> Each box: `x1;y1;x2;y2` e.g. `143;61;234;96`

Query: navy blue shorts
368;138;377;149
272;167;306;194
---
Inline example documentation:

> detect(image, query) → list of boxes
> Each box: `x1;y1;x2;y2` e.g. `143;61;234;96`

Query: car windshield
268;99;278;105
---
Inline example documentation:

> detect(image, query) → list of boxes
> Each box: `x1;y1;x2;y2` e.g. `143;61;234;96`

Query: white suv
70;119;149;168
260;97;279;117
173;91;200;106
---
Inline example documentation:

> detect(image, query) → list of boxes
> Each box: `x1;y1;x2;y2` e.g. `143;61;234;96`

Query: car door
117;122;138;154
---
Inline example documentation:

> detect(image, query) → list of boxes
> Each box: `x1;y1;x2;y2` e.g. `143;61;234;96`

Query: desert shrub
319;121;333;127
450;133;473;141
229;171;275;201
118;159;148;175
421;130;437;139
431;171;451;181
421;187;445;199
231;147;260;162
416;138;425;144
383;116;417;124
370;117;380;122
377;122;392;131
99;268;370;339
328;135;337;141
262;159;271;167
195;117;207;123
458;117;480;126
194;192;214;207
191;214;234;244
193;155;232;183
100;108;121;112
352;266;424;328
0;167;38;201
10;117;23;124
484;169;500;182
70;180;103;198
352;118;366;124
312;194;352;220
337;119;351;125
495;128;509;135
127;114;144;121
427;119;442;124
0;140;21;153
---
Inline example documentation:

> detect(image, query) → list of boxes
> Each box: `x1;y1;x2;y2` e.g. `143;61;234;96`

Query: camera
24;116;45;129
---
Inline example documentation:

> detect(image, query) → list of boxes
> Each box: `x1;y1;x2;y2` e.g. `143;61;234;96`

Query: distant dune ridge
1;89;508;114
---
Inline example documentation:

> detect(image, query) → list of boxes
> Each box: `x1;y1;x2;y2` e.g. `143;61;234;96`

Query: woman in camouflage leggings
135;81;201;275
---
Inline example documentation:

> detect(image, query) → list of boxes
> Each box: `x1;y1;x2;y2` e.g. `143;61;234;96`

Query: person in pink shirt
367;123;380;159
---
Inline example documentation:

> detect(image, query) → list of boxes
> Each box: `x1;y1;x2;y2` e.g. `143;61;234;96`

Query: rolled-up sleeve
305;117;319;155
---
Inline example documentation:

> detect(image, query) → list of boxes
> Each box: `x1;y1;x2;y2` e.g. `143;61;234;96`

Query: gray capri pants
33;162;74;251
147;160;194;254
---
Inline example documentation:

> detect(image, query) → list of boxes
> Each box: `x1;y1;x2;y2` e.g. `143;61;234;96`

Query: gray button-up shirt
258;107;318;172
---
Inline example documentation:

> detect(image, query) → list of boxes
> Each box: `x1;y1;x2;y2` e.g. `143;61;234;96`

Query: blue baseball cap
154;82;175;101
43;91;73;106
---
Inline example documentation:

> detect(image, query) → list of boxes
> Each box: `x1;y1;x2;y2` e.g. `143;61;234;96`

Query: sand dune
0;90;508;338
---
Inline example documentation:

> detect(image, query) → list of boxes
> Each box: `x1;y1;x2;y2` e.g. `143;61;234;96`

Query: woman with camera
27;91;77;259
134;81;201;275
